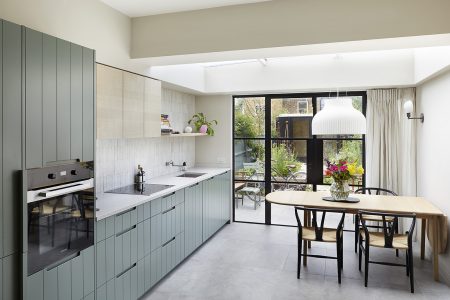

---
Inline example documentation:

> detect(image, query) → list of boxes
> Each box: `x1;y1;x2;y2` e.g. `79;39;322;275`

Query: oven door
27;179;94;275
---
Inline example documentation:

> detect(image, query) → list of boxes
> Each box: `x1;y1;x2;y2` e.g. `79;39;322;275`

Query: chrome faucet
165;160;187;171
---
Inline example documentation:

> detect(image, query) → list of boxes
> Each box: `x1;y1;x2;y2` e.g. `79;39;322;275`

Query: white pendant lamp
312;97;366;135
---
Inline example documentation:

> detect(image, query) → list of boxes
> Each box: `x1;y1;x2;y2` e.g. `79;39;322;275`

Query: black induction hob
106;183;174;196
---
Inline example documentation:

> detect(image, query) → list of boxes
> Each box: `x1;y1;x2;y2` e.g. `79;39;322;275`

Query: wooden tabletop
234;182;246;191
265;191;444;218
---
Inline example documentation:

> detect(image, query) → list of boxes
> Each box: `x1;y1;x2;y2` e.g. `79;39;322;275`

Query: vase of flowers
325;160;364;200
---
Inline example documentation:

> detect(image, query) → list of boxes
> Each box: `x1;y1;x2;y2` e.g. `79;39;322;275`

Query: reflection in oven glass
27;189;94;275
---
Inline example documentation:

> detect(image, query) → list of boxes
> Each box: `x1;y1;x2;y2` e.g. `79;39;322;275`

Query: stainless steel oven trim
27;178;94;203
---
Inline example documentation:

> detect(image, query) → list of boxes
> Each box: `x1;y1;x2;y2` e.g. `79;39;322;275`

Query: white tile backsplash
96;88;196;193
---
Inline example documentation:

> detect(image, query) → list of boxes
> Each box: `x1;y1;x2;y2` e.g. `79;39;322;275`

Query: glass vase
330;179;350;200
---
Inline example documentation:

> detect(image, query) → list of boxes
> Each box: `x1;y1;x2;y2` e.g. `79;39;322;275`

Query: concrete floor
143;223;450;300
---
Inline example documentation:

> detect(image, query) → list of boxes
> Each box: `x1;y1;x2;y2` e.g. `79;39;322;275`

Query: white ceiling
100;0;271;17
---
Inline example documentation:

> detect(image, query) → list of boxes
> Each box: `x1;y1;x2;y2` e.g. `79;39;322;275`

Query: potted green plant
188;113;218;136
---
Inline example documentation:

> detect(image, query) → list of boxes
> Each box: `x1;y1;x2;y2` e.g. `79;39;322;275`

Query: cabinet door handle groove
116;263;137;278
117;206;136;216
162;206;176;215
162;192;176;199
116;224;136;237
46;251;80;271
162;236;176;248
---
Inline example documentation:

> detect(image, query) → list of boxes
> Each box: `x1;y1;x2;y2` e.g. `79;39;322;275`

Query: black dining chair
294;206;346;283
354;188;398;255
358;210;416;293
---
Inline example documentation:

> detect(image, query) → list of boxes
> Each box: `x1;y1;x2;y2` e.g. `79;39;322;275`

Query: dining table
265;190;446;282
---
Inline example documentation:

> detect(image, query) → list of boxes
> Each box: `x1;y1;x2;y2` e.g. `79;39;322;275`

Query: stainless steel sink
176;172;206;178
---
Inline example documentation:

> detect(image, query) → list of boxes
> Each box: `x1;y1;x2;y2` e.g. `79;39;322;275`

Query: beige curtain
366;88;416;197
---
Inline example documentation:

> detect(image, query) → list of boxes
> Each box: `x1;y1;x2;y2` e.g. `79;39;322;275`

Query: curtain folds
366;88;416;197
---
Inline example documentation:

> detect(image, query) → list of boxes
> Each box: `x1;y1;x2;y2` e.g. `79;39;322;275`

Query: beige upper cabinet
123;72;145;138
144;78;162;137
96;63;161;139
96;64;123;139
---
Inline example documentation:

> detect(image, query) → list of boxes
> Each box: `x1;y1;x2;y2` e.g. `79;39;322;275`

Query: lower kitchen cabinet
93;171;230;299
115;262;138;300
114;224;138;277
96;279;115;300
26;246;95;300
185;182;203;256
161;232;185;277
202;172;230;241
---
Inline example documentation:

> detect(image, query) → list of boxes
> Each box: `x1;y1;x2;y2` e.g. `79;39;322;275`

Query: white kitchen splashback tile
95;88;196;194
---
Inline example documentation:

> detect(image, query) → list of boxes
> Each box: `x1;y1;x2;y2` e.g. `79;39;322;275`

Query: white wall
414;46;450;84
417;69;450;285
96;88;196;193
0;0;148;75
195;95;233;168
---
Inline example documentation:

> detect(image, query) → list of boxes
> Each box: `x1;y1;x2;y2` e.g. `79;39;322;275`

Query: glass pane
322;140;363;186
271;98;312;138
316;96;363;138
271;141;307;185
234;139;265;180
234;181;265;223
271;184;312;226
234;97;265;138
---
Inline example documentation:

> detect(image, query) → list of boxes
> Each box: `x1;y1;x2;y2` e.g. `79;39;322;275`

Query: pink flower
330;165;338;172
340;165;348;172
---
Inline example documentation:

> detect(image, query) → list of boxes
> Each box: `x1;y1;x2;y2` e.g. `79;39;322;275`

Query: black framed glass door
233;92;366;226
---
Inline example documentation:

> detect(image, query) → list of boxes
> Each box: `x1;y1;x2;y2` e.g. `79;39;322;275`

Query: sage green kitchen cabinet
2;20;22;261
185;182;203;256
203;172;230;242
161;232;185;277
24;30;95;168
150;247;162;287
137;254;151;298
29;246;95;300
115;262;138;300
137;218;151;260
26;269;43;300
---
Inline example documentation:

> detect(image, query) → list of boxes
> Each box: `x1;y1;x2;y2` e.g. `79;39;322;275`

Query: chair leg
406;250;410;277
395;222;399;257
364;242;369;287
354;214;359;253
297;237;302;279
358;239;362;271
337;241;342;284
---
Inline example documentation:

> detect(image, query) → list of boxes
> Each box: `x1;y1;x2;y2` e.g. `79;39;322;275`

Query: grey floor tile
143;223;449;300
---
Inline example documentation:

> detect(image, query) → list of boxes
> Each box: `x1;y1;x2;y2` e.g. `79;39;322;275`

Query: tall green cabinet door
56;39;71;161
42;34;57;165
24;28;43;169
70;43;83;161
0;19;3;259
2;20;22;257
82;48;95;162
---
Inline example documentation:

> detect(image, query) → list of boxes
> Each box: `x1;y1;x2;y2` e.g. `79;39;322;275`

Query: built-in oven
24;163;95;276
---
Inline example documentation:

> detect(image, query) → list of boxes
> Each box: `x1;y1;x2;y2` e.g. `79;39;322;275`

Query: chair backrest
355;187;397;196
358;210;416;248
294;206;345;241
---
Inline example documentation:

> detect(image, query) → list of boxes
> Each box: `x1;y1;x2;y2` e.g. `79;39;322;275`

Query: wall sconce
403;100;424;123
